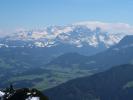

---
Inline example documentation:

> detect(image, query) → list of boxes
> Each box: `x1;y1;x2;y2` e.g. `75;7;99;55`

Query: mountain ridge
44;64;133;100
0;24;125;49
47;35;133;71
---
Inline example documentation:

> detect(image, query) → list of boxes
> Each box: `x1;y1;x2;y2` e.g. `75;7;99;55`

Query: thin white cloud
74;21;133;34
1;21;133;37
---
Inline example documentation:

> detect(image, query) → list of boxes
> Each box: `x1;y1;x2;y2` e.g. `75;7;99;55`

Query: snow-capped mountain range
0;22;132;48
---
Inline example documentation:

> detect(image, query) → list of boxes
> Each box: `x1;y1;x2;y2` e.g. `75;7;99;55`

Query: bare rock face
0;86;48;100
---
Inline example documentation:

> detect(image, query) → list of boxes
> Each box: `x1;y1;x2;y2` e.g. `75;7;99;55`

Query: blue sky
0;0;133;31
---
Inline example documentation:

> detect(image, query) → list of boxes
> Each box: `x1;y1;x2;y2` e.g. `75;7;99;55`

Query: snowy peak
56;25;124;48
0;22;131;48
